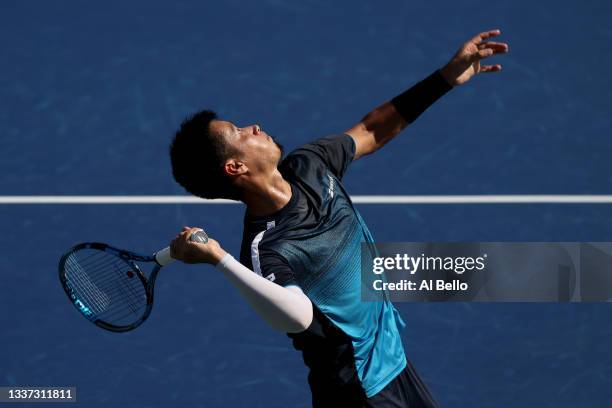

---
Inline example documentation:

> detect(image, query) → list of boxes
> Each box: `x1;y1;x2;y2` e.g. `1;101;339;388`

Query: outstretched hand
440;29;509;87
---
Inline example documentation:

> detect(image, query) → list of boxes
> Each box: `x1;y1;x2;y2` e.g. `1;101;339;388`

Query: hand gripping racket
58;230;208;332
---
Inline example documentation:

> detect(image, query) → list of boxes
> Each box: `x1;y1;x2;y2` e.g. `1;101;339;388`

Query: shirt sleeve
239;228;297;288
258;252;297;288
290;133;356;180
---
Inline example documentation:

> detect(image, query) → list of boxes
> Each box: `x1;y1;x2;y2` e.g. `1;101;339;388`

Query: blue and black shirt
239;134;406;404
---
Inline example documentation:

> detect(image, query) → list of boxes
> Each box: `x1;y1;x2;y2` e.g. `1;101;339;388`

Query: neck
242;170;292;217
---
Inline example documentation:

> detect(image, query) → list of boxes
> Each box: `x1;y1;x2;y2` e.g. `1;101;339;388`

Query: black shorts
365;360;438;408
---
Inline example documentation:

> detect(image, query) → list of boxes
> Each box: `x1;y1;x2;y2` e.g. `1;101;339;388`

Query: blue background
1;1;612;406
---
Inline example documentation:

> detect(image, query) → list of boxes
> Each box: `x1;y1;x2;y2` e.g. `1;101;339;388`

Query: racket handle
154;230;210;266
155;247;173;266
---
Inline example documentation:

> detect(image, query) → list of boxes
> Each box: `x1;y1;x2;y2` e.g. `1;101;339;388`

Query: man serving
169;29;508;407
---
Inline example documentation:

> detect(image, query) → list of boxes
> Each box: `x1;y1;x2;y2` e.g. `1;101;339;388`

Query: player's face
210;120;284;173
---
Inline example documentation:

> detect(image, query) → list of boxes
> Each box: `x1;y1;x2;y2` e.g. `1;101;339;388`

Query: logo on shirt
265;273;276;282
326;173;335;199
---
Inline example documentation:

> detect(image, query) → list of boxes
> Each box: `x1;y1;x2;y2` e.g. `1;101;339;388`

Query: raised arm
345;29;509;160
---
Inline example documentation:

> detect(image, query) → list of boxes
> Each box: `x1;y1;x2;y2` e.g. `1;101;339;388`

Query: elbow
285;307;313;334
269;298;314;334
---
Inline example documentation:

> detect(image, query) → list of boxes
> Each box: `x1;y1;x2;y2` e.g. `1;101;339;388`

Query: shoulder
287;133;355;160
280;134;355;180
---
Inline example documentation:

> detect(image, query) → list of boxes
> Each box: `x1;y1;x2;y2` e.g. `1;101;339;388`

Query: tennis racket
58;230;208;332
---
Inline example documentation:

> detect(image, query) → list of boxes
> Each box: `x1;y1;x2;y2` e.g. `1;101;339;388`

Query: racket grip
155;247;173;266
154;230;210;266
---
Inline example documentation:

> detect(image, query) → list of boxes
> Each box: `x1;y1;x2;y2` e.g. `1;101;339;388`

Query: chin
273;139;285;159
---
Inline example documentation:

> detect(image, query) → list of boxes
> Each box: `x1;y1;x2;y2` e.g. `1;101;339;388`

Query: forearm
348;70;453;158
390;69;453;125
352;102;405;153
215;254;313;333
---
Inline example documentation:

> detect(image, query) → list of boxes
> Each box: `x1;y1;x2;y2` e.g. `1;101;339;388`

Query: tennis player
169;29;508;407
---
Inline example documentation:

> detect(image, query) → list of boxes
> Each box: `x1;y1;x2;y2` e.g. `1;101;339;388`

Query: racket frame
58;242;163;333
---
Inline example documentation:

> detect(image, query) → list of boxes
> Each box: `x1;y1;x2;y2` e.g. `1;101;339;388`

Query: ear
223;158;248;177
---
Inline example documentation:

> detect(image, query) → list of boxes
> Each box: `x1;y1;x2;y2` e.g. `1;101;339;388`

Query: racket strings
112;279;140;315
71;251;144;299
69;268;146;323
74;252;144;303
81;255;146;309
67;253;142;309
65;256;123;315
63;249;148;326
65;255;111;314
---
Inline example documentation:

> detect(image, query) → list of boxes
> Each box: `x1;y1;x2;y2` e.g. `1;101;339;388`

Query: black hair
169;110;242;200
